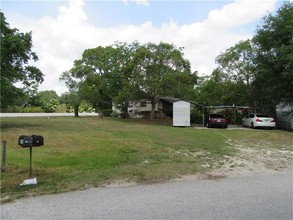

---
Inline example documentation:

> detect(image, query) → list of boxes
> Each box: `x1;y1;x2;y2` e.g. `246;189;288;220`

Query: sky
1;0;286;95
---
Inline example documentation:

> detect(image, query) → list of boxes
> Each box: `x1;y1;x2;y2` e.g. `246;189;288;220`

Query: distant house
127;97;202;122
112;97;202;123
128;97;181;119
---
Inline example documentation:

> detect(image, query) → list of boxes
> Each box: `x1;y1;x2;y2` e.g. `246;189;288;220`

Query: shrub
15;106;43;113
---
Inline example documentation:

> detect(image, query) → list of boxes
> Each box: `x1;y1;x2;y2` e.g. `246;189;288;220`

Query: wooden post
1;141;7;172
29;146;32;177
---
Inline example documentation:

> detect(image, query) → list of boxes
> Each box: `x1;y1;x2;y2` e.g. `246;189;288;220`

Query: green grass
1;117;292;202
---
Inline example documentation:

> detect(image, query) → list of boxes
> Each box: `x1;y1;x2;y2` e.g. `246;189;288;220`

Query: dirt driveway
180;125;293;180
220;142;291;179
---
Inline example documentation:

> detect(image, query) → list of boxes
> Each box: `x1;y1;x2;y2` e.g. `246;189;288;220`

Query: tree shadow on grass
1;122;46;131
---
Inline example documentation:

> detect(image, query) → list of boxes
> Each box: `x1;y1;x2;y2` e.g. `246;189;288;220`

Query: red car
206;114;228;128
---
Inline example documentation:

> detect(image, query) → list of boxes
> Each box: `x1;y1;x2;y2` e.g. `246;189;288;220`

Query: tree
36;90;59;112
62;42;196;120
66;42;143;118
79;73;109;115
59;71;82;117
42;98;59;113
134;42;194;120
110;42;144;118
215;40;256;106
37;90;59;103
0;12;43;109
66;45;121;116
162;70;198;100
252;1;293;114
196;70;230;106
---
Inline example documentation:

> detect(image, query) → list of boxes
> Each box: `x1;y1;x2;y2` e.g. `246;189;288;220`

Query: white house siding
128;101;160;118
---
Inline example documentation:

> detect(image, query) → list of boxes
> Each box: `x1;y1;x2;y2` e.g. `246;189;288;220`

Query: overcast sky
2;0;285;95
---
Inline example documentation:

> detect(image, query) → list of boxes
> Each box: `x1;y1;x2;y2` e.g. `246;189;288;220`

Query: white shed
173;101;190;127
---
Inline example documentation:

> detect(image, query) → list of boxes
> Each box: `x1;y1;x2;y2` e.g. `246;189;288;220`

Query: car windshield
256;114;271;117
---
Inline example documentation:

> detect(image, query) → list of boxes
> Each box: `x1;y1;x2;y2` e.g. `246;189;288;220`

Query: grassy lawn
1;117;292;202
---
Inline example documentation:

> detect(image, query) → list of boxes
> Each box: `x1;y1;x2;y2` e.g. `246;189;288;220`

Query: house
127;97;181;119
127;97;202;124
112;97;202;124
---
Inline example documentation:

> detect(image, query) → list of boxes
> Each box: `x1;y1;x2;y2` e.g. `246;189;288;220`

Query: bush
55;104;68;113
191;109;203;124
111;111;120;118
100;109;113;117
14;106;43;113
42;98;59;113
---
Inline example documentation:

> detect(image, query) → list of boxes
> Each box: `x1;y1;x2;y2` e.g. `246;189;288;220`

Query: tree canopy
200;1;293;114
0;12;43;109
215;39;256;106
61;42;197;119
132;42;196;119
2;1;292;119
252;1;293;113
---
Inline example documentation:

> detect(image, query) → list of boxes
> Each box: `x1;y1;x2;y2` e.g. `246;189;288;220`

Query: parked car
206;114;228;128
242;113;276;129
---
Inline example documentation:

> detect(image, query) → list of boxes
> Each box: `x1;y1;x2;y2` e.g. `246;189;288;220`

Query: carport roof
203;105;257;109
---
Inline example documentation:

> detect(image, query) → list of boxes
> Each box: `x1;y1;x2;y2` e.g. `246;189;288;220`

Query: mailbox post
18;135;44;178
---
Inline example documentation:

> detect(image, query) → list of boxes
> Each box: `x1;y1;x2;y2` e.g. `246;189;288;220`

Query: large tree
64;42;144;118
252;1;293;114
215;40;256;106
65;43;136;117
0;12;43;109
59;71;82;117
134;42;194;120
62;42;196;119
195;69;246;107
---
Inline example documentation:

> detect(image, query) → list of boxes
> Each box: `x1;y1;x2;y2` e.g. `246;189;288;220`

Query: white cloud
122;0;149;7
6;0;277;95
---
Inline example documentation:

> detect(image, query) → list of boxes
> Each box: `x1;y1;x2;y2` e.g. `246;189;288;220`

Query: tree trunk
150;99;155;120
74;105;79;117
124;102;129;119
122;102;129;119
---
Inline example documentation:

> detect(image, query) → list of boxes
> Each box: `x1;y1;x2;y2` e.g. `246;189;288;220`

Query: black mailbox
19;135;44;148
18;135;33;147
32;135;44;146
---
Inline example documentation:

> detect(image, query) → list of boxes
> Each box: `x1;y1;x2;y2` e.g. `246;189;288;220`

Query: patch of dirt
107;138;293;187
208;139;292;178
173;138;292;182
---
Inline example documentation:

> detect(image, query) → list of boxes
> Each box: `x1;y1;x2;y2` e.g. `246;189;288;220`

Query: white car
242;113;276;129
